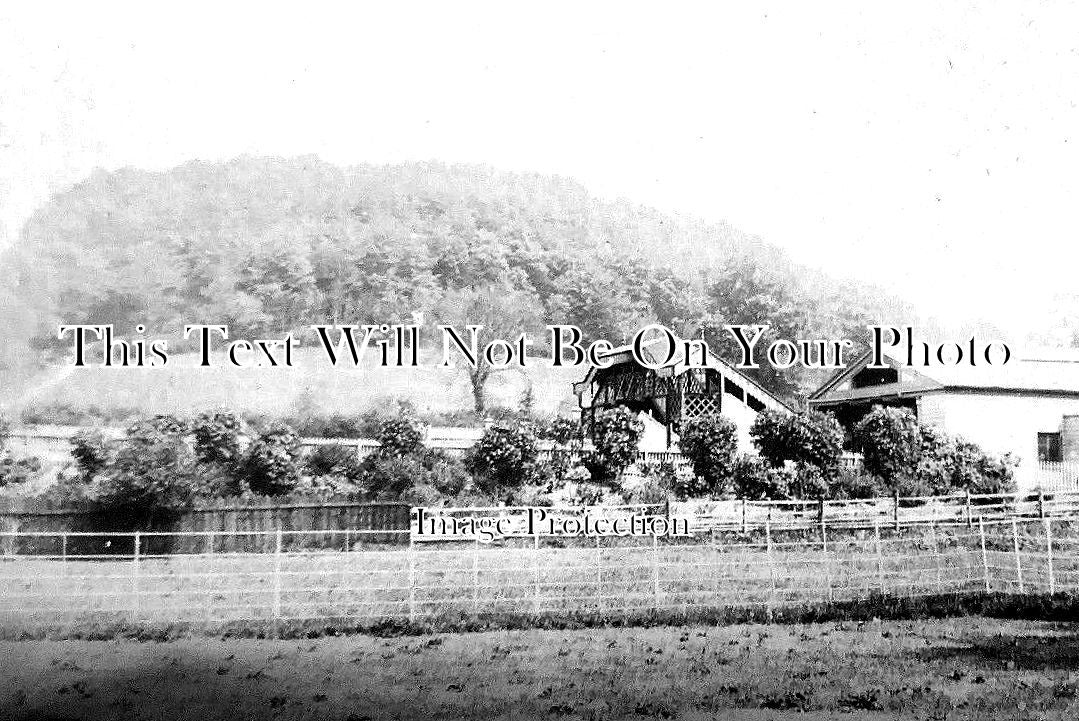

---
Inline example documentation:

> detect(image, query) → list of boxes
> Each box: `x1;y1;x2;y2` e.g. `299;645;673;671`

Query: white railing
0;517;1069;632
1034;461;1079;493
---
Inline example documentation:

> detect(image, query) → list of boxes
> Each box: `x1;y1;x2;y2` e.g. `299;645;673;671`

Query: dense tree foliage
676;414;739;498
750;409;844;477
0;157;909;404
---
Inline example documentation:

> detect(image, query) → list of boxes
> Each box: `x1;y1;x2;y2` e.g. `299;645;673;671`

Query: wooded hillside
0;156;914;404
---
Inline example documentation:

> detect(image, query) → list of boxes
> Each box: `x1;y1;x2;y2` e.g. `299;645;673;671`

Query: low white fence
0;515;1077;631
1034;461;1079;493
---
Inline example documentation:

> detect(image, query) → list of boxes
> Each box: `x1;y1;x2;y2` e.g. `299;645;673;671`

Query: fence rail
2;517;1076;631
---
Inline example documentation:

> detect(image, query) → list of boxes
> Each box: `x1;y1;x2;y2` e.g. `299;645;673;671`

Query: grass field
4;617;1079;720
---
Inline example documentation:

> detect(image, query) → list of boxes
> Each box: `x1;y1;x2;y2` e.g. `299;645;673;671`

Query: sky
2;2;1078;338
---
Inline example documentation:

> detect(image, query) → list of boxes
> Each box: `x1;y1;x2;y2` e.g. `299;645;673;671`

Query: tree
435;286;543;414
464;422;540;494
241;423;303;496
701;259;807;400
678;414;739;497
853;406;923;489
585;407;644;486
750;409;843;478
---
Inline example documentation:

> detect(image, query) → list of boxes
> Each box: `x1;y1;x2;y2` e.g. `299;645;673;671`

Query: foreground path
2;618;1078;720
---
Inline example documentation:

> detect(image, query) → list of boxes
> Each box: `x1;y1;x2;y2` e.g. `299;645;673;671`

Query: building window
1038;432;1062;463
851;367;899;388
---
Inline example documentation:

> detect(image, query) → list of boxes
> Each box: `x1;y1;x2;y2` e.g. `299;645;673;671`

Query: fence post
408;534;416;622
273;528;282;636
930;521;942;593
595;535;603;611
1039;491;1046;519
874;519;884;592
819;499;827;550
765;519;775;618
652;532;660;608
1045;516;1055;595
741;499;747;534
472;539;479;613
978;517;990;592
533;533;540;613
133;532;141;619
61;533;67;572
966;491;973;528
1011;517;1023;594
893;491;900;531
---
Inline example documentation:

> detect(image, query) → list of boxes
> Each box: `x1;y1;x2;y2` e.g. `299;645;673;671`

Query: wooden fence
0;495;409;555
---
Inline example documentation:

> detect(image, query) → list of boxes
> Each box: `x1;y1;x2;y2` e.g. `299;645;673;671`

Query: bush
191;411;249;468
853;406;921;487
677;414;738;497
70;430;114;479
375;417;425;458
584;408;644;486
914;425;957;495
95;423;202;523
304;444;364;483
287;411;383;439
0;417;8;452
540;417;583;446
128;414;189;440
465;422;540;494
731;455;792;500
400;482;448;507
241;424;302;496
829;467;885;499
361;454;429;500
751;409;843;477
0;455;41;487
425;452;471;497
790;462;830;499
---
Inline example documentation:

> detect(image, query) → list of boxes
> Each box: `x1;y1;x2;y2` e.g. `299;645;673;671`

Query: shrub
400;482;448;507
638;460;678;494
294;472;364;498
128;414;189;440
829;467;885;499
304;444;364;483
375;417;425;458
241;424;303;496
790;462;830;499
464;422;540;494
70;430;114;479
677;414;738;497
191;411;249;468
290;411;381;439
540;417;583;446
0;455;41;487
750;409;843;477
621;477;669;505
0;417;8;452
853;406;921;487
731;455;792;500
361;454;430;500
584;407;644;486
95;424;202;523
914;425;957;495
954;440;1017;494
425;453;471;497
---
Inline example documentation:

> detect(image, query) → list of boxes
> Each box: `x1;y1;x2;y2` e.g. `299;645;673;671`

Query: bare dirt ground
3;617;1079;720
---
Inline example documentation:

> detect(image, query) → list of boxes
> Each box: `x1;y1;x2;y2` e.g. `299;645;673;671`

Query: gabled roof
811;348;1079;404
573;336;795;413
